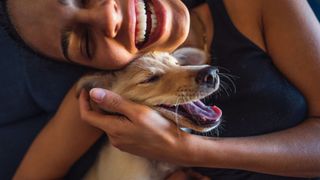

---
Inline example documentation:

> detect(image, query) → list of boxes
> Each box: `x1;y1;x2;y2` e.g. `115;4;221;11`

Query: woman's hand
79;88;320;177
79;88;195;165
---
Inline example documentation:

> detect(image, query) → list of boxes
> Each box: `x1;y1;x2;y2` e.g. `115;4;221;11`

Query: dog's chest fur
84;144;177;180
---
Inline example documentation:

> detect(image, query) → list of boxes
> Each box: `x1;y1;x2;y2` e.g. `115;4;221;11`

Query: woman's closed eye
80;0;89;5
80;29;94;59
75;0;89;8
77;0;94;60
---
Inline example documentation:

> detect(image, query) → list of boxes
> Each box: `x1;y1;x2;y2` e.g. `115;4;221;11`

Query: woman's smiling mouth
134;0;165;49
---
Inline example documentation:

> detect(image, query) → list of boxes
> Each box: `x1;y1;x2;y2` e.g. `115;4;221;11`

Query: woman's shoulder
220;0;266;51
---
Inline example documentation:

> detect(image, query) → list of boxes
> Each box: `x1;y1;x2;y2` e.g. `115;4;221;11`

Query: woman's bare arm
191;118;320;177
13;86;103;179
193;0;320;176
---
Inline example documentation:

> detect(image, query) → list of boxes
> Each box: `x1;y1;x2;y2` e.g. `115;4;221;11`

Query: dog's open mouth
154;100;222;132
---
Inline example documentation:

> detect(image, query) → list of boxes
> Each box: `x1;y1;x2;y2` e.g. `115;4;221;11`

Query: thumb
79;90;129;131
89;88;137;117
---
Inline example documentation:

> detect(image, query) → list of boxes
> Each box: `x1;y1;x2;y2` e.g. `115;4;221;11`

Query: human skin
12;0;320;179
7;0;190;69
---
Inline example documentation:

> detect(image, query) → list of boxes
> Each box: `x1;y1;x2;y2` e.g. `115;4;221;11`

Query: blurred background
309;0;320;20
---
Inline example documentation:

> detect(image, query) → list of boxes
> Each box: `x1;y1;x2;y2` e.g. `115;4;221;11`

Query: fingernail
90;88;106;103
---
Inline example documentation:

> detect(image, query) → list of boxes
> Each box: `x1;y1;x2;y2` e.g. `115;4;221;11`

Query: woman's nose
103;1;122;38
79;0;123;38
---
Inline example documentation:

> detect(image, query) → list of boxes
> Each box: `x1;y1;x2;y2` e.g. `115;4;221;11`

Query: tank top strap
183;0;206;9
206;0;237;37
206;0;265;65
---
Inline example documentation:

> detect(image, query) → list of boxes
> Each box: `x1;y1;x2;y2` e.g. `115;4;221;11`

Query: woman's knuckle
109;128;123;137
118;116;128;121
107;128;116;136
113;131;122;138
110;95;121;108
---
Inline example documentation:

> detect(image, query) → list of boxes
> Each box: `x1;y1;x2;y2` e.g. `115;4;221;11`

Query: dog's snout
196;67;219;88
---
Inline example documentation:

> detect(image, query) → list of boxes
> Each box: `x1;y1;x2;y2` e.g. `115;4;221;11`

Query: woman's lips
134;0;166;49
128;0;137;50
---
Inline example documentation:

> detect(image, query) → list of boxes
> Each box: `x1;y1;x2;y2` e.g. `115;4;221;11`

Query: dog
76;47;222;180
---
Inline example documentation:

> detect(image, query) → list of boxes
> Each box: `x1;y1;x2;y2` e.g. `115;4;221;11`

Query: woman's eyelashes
80;0;90;7
80;29;94;60
72;0;89;8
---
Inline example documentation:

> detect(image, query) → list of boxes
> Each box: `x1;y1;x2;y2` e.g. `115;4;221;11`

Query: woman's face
7;0;190;69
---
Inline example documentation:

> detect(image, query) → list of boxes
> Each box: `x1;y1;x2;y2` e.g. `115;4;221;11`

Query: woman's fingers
89;88;142;118
78;90;128;131
78;89;189;163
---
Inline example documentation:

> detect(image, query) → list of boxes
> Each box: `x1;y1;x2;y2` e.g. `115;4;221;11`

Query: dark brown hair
0;0;64;62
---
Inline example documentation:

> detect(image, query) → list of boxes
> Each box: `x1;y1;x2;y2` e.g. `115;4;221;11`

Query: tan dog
77;47;222;180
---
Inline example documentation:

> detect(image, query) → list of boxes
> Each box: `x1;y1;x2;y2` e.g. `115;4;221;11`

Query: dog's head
77;47;222;132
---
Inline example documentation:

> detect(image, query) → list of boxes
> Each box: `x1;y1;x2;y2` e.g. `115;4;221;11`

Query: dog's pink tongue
182;101;222;125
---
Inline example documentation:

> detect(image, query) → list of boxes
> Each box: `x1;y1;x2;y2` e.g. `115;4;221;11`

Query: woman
1;0;320;179
1;0;188;179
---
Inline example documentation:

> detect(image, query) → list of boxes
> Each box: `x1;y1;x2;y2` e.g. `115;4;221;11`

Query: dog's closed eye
140;74;161;84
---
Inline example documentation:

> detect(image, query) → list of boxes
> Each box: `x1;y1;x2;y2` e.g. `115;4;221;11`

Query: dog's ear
76;74;108;97
172;47;208;66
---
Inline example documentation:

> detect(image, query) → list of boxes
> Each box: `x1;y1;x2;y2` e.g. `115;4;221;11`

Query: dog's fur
76;47;221;180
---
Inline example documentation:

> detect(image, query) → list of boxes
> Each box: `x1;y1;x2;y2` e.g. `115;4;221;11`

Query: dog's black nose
196;67;219;88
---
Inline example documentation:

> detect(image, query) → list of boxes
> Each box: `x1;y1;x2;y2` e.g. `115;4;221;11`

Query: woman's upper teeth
135;0;158;45
149;5;157;34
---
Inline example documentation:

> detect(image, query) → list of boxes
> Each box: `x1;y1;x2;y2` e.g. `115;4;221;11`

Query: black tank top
184;0;313;179
207;0;307;137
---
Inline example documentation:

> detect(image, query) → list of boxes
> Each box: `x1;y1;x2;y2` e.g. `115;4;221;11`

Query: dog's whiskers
174;97;182;137
219;82;231;97
219;72;237;94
